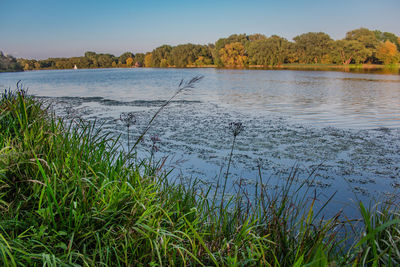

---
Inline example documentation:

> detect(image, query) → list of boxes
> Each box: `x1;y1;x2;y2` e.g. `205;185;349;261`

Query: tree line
0;52;23;72
6;27;400;71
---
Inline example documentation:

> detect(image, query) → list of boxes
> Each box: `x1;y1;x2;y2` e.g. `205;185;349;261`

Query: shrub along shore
1;85;400;266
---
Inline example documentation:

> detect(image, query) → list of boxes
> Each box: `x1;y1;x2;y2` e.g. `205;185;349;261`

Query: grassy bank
0;86;399;266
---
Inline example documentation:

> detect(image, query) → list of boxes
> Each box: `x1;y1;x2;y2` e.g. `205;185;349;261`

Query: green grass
0;86;399;266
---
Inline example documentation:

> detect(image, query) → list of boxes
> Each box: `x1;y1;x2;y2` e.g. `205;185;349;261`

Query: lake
1;68;400;215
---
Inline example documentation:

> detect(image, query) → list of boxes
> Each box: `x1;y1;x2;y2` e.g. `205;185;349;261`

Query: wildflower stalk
120;112;136;152
220;121;244;213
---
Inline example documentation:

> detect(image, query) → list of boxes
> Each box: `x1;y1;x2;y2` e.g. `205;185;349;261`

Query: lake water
1;68;400;215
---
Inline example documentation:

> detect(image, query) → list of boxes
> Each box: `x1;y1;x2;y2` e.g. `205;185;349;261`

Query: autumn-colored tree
214;34;249;66
374;30;400;51
119;52;134;65
218;42;248;67
8;28;400;73
194;56;213;66
126;57;134;67
376;40;399;65
17;58;36;70
144;53;152;67
160;58;168;68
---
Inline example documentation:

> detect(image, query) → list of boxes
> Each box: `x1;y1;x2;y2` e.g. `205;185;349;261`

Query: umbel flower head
229;121;244;137
120;112;136;128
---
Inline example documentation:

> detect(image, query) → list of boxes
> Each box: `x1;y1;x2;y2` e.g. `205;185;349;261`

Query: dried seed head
120;112;136;127
229;121;244;137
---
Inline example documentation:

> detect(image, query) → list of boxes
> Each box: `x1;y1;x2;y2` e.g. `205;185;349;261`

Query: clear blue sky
1;0;399;59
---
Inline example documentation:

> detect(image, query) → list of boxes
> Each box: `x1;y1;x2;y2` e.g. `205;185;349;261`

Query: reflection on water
1;68;399;129
1;68;400;215
210;70;400;129
250;66;400;75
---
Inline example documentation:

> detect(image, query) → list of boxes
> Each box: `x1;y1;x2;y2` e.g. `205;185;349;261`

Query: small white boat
73;65;78;70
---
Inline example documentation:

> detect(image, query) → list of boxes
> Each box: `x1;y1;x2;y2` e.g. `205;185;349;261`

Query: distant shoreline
7;63;399;75
8;28;400;74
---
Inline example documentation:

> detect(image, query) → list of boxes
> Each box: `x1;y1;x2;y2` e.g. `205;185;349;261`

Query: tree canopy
248;36;289;66
6;27;399;73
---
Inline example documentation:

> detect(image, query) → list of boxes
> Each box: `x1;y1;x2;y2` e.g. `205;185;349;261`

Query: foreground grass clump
0;88;399;266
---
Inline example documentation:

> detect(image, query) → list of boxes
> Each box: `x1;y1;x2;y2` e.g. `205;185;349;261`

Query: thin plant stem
127;125;130;152
221;134;236;212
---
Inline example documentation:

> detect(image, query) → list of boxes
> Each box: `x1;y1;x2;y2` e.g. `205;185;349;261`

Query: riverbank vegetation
1;85;400;266
8;28;399;72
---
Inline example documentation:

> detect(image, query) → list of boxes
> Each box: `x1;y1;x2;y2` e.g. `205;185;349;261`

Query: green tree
293;32;333;64
84;52;100;68
76;57;92;68
248;33;267;41
97;54;116;68
170;44;196;67
169;44;213;67
39;59;56;68
54;58;73;69
151;45;172;67
84;51;97;59
133;53;145;67
345;28;378;63
331;39;370;64
247;35;289;66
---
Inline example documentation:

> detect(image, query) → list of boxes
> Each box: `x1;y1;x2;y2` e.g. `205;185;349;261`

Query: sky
1;0;399;59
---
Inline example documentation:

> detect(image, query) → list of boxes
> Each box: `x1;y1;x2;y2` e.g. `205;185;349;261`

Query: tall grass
0;83;399;266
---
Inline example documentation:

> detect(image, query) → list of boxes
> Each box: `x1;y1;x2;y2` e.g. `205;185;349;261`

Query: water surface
1;68;400;215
